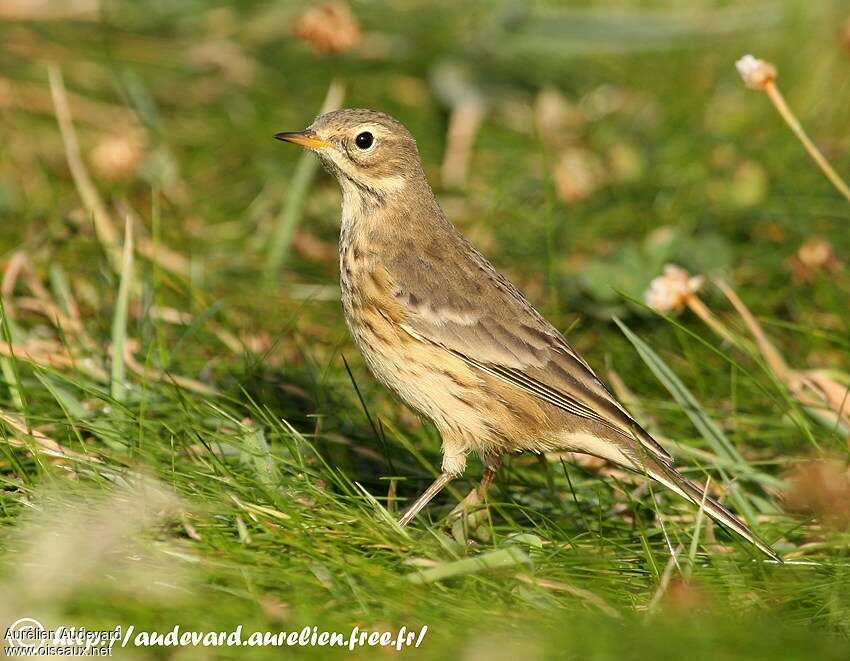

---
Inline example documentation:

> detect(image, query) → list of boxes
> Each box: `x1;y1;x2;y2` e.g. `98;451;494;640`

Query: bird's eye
354;131;374;150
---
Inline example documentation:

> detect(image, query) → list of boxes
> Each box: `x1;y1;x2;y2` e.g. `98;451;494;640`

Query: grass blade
614;318;742;464
111;218;134;402
406;546;531;584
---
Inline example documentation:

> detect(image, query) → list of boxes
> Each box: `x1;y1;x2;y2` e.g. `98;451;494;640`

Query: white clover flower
735;54;777;91
644;264;705;313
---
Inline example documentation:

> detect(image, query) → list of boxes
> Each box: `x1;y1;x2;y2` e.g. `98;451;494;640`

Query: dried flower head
644;264;705;313
534;86;583;147
735;54;778;91
798;237;837;269
785;458;850;530
89;134;143;181
735;53;850;203
663;577;710;613
552;147;604;203
788;237;842;282
293;2;361;54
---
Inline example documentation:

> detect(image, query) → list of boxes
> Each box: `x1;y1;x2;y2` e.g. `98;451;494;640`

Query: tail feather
646;461;781;562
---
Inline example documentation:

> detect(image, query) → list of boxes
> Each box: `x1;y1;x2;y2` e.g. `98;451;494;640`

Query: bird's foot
446;464;499;541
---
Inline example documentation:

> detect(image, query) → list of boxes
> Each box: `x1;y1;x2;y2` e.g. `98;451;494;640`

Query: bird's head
275;108;423;203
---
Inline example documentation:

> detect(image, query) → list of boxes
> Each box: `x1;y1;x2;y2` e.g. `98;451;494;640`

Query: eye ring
354;131;374;150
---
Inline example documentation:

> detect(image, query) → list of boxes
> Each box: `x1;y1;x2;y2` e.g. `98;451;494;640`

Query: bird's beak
274;130;332;150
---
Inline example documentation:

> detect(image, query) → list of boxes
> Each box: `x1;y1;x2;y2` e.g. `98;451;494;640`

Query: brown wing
385;231;673;464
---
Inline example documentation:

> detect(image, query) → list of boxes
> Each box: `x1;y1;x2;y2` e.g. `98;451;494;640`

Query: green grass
1;1;850;658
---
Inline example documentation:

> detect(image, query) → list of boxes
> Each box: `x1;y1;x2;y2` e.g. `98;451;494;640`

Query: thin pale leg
449;455;502;519
398;473;453;527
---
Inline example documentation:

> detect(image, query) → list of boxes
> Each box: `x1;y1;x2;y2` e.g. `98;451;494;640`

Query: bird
275;108;779;561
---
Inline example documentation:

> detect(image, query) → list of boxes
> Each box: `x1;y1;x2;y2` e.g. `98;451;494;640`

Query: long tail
645;459;781;562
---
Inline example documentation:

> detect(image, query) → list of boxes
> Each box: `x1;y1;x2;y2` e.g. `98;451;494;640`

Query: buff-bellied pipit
276;109;779;560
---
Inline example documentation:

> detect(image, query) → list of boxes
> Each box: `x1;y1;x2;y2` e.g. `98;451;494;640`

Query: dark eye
354;131;374;150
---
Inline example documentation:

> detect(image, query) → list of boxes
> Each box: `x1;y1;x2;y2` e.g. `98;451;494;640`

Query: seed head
736;54;777;91
294;2;361;54
645;264;704;313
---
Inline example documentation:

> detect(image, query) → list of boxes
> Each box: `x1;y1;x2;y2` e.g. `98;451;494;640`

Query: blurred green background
1;0;849;658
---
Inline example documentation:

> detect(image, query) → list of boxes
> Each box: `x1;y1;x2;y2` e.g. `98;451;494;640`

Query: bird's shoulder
384;225;552;361
383;223;575;367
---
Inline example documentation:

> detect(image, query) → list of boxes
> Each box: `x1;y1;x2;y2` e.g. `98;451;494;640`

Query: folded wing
385;235;672;464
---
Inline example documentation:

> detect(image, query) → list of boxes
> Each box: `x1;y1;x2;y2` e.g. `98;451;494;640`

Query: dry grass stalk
715;279;849;432
48;67;190;279
117;202;192;278
47;68;192;286
0;409;95;462
0;0;98;20
607;368;662;441
47;64;121;269
441;98;485;189
1;251;29;302
4;341;107;382
146;305;244;354
2;251;99;354
0;252;223;398
0;338;98;377
0;75;134;126
682;293;737;345
515;574;621;618
736;55;850;204
110;217;134;402
643;265;850;432
606;368;637;409
123;339;218;397
2;252;105;381
16;297;83;334
714;279;789;380
135;237;191;277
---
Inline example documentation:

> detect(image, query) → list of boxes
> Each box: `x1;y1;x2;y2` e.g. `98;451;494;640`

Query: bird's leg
479;457;500;493
398;447;466;527
449;455;501;521
398;473;453;527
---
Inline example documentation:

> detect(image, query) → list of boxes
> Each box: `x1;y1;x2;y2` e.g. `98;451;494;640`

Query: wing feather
386;234;672;464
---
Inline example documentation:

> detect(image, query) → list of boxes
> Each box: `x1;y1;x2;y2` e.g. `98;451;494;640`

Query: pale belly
340;279;510;464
